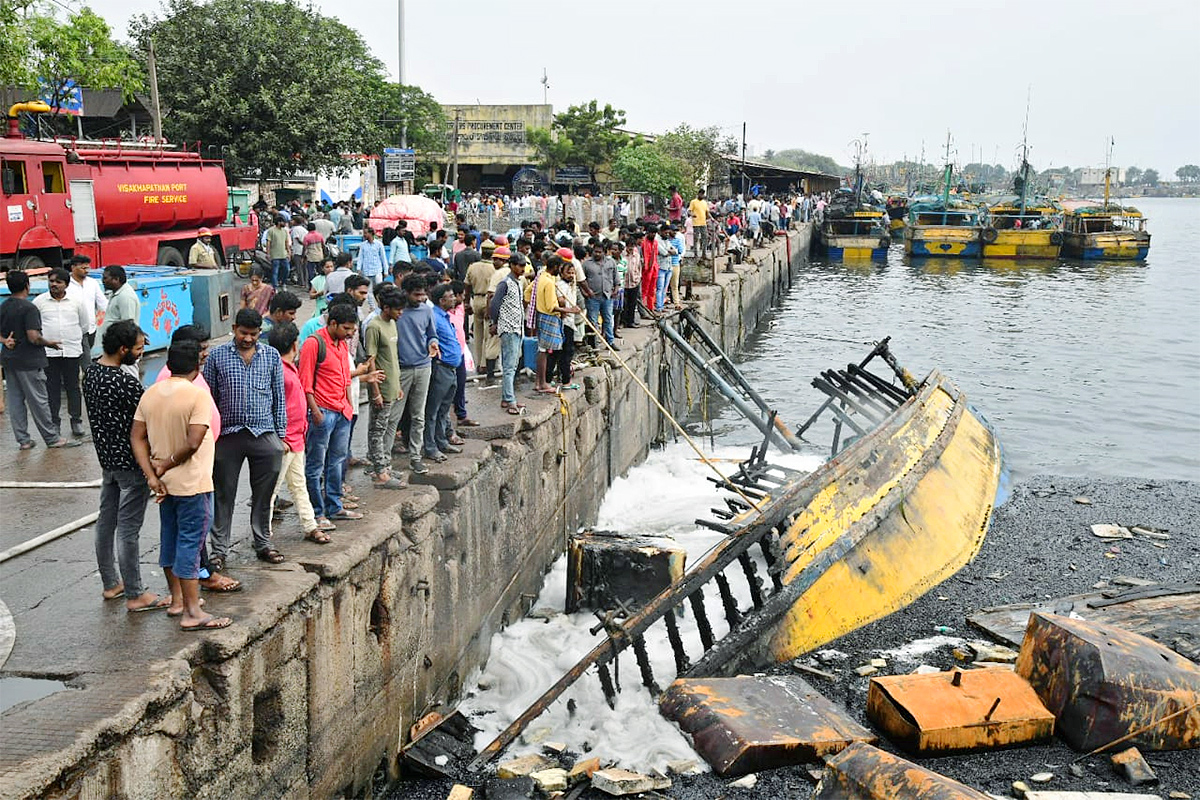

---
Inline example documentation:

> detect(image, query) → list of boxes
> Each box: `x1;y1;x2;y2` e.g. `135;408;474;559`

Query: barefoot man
132;339;232;631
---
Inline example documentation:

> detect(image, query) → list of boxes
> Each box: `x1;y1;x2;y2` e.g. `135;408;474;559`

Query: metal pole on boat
657;320;801;452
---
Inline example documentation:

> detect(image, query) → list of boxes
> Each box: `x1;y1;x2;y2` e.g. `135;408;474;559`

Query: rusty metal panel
866;667;1055;754
659;675;876;776
1015;612;1200;751
967;585;1200;661
815;742;992;799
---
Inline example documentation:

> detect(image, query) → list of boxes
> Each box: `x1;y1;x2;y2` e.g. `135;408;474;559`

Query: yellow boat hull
905;228;983;257
714;372;1002;668
982;230;1062;259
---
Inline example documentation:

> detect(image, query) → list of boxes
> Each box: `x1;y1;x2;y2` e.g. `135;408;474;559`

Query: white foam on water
459;443;824;772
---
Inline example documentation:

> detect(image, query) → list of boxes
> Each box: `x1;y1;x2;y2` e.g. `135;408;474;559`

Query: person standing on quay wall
82;320;169;612
154;325;243;594
266;216;291;287
34;268;91;438
266;321;327;543
301;300;370;526
132;338;232;632
364;289;408;490
422;283;464;463
489;251;527;415
393;274;440;476
65;254;106;356
357;225;388;287
201;308;287;570
1;270;82;450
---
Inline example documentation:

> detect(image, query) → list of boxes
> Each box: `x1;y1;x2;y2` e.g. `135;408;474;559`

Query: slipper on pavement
181;615;233;632
330;510;364;521
47;438;83;448
373;477;407;490
305;529;332;544
457;419;480;427
128;595;173;613
200;576;242;593
256;548;285;564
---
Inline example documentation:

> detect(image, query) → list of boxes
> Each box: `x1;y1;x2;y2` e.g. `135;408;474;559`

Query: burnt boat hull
695;371;1003;673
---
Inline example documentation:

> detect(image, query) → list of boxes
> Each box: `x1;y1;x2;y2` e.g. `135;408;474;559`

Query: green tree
1;2;143;115
371;82;448;154
528;100;628;180
612;142;688;198
1141;168;1159;187
1176;164;1200;182
655;124;736;190
1124;166;1142;186
527;126;576;172
131;0;389;179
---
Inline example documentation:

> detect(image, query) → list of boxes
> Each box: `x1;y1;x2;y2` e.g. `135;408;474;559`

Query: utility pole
541;68;550;106
147;41;163;143
397;0;407;147
741;121;747;197
450;108;461;189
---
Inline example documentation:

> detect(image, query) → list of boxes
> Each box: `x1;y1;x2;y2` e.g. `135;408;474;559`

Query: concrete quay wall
17;227;811;800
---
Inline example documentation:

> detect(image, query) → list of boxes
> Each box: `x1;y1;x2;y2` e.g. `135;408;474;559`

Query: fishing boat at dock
816;203;891;260
904;195;984;257
1062;200;1150;260
979;196;1064;259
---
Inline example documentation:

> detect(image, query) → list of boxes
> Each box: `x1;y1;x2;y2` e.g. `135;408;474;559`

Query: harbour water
727;197;1200;481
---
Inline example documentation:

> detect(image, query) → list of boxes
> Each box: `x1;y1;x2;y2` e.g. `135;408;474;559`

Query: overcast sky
91;0;1199;175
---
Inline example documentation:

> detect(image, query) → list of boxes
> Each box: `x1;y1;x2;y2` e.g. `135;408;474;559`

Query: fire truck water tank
78;154;230;236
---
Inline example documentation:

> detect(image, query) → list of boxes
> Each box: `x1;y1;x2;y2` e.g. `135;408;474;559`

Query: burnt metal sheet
399;711;478;778
815;742;992;799
968;586;1200;661
866;667;1055;754
659;675;876;776
1015;613;1200;752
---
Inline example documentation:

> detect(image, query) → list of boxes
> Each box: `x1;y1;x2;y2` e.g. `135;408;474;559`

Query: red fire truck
2;101;258;272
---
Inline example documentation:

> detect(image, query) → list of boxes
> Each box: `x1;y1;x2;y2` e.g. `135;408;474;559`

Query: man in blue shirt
423;284;464;462
201;308;288;569
393;274;439;475
357;225;388;286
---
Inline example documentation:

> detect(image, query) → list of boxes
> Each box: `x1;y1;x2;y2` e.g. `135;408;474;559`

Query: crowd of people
0;182;816;633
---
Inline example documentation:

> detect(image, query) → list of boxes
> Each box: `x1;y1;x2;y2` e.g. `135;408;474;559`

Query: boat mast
942;131;952;222
1103;136;1114;209
1019;87;1031;216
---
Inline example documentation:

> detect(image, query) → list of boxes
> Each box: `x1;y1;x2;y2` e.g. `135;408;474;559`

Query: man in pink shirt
266;322;325;542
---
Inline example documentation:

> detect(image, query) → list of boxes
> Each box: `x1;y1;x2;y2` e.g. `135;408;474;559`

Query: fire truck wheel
156;246;185;268
15;254;46;271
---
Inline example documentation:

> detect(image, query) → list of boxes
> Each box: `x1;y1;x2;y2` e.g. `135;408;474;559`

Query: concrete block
400;485;441;520
591;768;671;795
497;753;556;778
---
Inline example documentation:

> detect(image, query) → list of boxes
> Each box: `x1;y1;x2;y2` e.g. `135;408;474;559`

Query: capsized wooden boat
694;364;1004;673
470;341;1005;765
1062;200;1151;260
